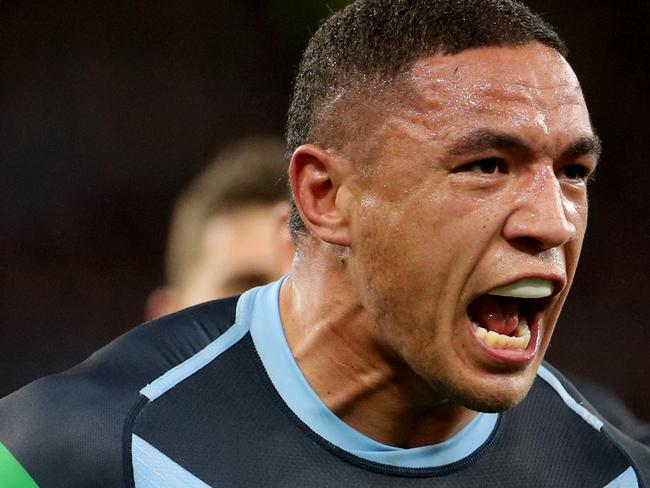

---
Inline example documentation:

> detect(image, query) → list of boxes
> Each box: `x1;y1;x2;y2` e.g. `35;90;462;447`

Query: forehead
200;206;277;259
412;43;582;101
180;205;280;299
378;43;591;149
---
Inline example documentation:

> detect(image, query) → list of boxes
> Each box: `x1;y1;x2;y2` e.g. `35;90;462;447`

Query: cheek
563;192;589;258
372;186;499;261
352;190;493;308
563;191;588;225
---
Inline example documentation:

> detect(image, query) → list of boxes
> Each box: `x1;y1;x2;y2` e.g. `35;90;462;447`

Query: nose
502;168;576;253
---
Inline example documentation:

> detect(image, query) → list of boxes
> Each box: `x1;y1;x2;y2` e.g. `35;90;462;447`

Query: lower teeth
474;319;530;349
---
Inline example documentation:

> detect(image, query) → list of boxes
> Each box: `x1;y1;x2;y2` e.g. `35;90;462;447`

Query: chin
428;368;537;413
458;388;528;413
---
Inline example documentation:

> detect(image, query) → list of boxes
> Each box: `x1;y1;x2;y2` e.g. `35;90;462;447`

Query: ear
144;286;180;320
289;145;352;247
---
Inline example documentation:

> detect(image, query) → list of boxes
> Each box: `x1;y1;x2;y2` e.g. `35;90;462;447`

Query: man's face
343;43;599;411
178;204;292;306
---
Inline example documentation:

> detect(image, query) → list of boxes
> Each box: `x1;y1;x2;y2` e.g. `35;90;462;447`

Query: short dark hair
286;0;567;237
166;136;289;286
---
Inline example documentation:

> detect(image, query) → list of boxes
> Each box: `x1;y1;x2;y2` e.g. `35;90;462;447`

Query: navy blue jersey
1;279;649;487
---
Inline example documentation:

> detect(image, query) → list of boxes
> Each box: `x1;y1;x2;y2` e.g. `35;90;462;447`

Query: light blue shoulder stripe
140;297;250;401
603;466;639;488
132;434;211;488
537;365;604;431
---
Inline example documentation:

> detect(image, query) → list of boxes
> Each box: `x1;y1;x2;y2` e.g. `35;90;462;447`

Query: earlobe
289;144;352;247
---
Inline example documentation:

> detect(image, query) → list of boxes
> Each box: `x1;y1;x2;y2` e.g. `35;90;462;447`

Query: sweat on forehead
313;44;584;165
405;45;585;120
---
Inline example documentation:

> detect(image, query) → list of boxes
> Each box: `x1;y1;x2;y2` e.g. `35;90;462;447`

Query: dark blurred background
1;1;648;419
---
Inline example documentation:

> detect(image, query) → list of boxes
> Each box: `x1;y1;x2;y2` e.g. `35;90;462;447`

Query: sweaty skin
283;42;599;448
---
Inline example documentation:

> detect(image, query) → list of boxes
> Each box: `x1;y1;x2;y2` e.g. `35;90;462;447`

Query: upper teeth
488;278;554;299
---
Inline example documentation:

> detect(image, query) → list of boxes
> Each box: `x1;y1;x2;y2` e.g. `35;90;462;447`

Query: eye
455;158;506;175
559;164;594;183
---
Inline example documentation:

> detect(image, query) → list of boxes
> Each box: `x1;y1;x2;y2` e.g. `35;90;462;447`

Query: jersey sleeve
0;369;138;487
0;440;39;488
0;296;239;488
543;362;650;483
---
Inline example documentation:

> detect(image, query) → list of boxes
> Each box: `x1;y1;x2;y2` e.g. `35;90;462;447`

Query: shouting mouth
467;278;558;363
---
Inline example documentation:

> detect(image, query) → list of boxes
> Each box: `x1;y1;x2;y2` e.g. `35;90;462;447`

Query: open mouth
467;278;555;352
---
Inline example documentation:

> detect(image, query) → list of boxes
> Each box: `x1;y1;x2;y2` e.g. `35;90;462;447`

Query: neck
280;240;477;448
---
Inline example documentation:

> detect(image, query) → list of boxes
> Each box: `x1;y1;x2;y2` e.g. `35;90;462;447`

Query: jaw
441;295;568;411
409;342;540;413
390;296;566;414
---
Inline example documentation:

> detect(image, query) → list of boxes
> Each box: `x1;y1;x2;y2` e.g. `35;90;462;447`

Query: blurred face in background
146;203;294;318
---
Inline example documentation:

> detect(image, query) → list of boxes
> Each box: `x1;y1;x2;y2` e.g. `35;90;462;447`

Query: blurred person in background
145;136;295;319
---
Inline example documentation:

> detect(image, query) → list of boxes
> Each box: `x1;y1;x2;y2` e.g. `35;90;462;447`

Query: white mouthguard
487;278;554;299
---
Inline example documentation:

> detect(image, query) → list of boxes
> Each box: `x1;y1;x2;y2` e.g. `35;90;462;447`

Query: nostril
509;236;546;254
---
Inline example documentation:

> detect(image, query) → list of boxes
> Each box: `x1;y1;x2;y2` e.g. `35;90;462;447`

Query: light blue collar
244;276;499;469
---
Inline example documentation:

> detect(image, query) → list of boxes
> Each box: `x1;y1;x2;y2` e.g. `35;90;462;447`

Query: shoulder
568;373;650;445
0;296;239;488
524;362;650;483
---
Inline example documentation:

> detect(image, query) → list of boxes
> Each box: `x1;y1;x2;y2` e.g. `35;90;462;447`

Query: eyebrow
447;129;527;156
563;134;602;162
446;128;602;163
